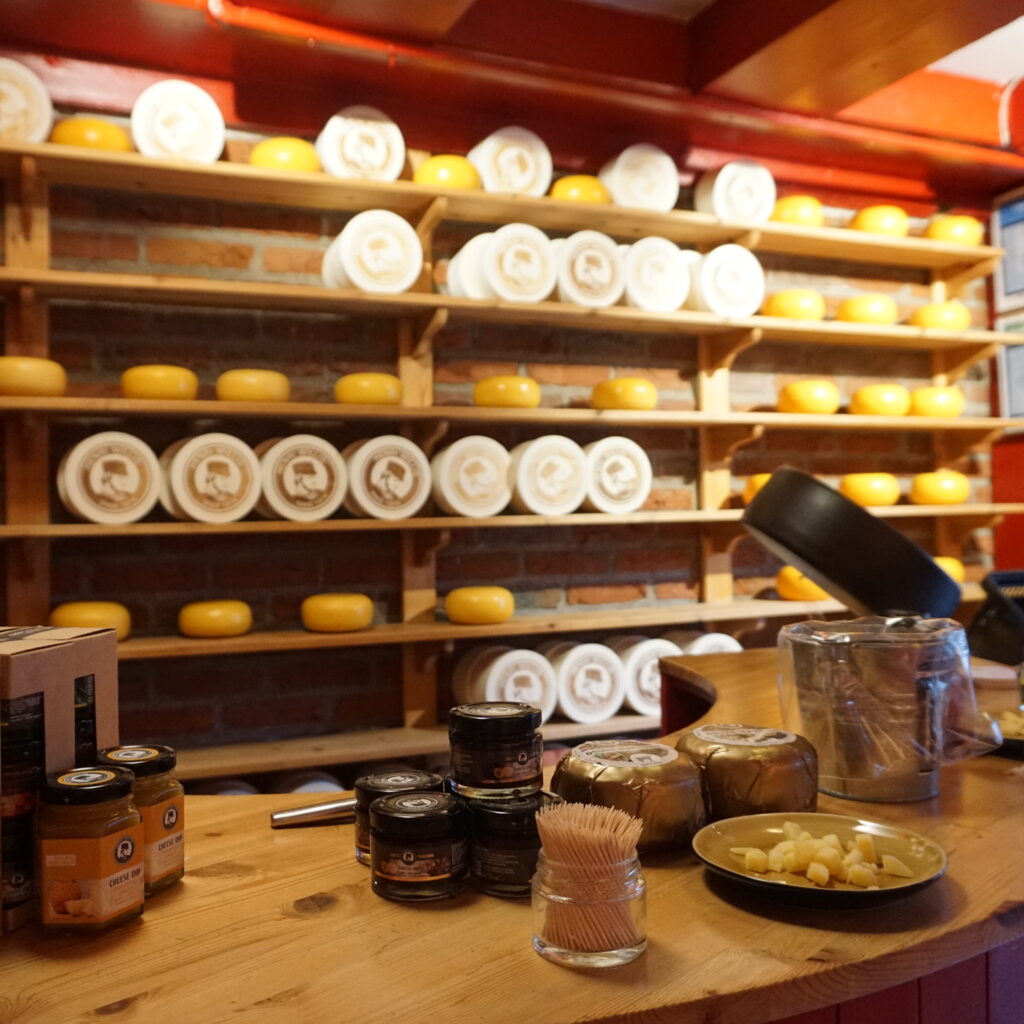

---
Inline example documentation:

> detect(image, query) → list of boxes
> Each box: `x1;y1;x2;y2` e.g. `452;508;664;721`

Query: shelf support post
696;328;761;415
701;523;747;604
698;423;764;511
400;530;448;728
930;343;1001;386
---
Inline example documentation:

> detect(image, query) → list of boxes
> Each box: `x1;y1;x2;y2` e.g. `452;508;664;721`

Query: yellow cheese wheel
472;375;541;408
249;136;320;173
50;117;132;152
742;473;772;505
549;175;611;204
49;601;131;640
216;369;291;402
334;372;402;405
591;377;657;411
761;289;826;320
933;556;966;583
0;356;67;397
910;470;970;505
121;364;199;400
776;566;830;602
178;600;253;638
444;586;515;625
301;593;374;633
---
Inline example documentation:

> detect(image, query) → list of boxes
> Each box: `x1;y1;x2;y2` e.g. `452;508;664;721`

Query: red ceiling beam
689;0;1024;115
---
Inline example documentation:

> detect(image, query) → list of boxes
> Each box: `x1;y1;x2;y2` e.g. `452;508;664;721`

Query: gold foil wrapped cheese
550;739;705;852
676;723;817;821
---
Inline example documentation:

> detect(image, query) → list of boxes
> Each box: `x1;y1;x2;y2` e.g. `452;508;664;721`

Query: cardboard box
0;627;119;933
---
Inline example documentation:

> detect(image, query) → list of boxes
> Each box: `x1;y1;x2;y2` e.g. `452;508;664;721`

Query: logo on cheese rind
533;452;578;503
569;660;615;708
692;724;797;747
594;450;642;503
491;142;540;194
355;229;410;289
184;443;252;512
364;447;422;509
496;238;544;296
152;100;205;159
270;444;337;511
451;446;502;509
79;442;153;514
340;124;391;177
574;739;678;768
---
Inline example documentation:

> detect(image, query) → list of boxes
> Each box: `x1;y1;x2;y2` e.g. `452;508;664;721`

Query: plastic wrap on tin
550;739;705;852
676;724;818;821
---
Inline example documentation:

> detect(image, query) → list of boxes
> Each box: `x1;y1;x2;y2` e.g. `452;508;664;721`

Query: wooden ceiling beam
689;0;1024;114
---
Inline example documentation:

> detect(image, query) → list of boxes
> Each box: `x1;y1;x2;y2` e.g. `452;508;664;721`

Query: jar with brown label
36;766;144;932
449;702;542;799
98;745;184;895
353;769;443;866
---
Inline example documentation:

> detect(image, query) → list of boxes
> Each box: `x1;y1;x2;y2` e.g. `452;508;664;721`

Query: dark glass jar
36;766;144;932
369;791;466;902
468;791;561;898
449;702;543;799
2;814;34;910
0;692;43;745
353;769;443;866
1;739;42;819
98;745;184;896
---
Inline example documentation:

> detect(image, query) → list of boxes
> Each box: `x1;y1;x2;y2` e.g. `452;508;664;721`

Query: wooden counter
2;650;1023;1024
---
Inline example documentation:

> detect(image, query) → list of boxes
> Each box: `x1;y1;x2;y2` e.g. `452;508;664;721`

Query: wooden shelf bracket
931;343;1002;385
697;328;763;415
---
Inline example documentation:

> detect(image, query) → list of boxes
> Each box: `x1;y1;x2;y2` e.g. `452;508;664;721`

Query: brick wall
0;147;995;763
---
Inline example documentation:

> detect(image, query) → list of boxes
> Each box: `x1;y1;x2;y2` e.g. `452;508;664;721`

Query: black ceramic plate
742;467;961;618
693;812;947;909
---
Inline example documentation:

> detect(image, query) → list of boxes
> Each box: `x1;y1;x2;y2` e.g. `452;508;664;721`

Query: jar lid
98;745;177;777
467;790;560;834
0;739;42;768
42;766;135;805
449;702;542;739
354;769;444;808
369;790;464;839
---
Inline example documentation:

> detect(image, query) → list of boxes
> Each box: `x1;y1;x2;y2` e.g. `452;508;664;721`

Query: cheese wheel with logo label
605;635;682;716
161;433;261;523
599;144;679;213
508;435;587;516
342;435;430;520
0;58;53;144
622;236;689;312
537;640;625;724
694;160;777;224
315;105;405;182
58;432;161;524
131;79;224;163
322;210;423;294
582;436;653;514
451;645;557;722
431;436;511;518
554;230;625;308
467;126;553;197
254;435;347;521
481;223;556;304
683;244;765;318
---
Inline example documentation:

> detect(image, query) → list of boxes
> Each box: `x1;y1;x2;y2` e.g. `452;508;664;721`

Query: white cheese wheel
508;435;587;515
682;632;743;655
315;105;405;182
452;645;558;722
431;435;511;518
599;144;679;213
467;126;552;197
446;232;495;300
605;635;683;716
130;79;225;163
322;210;423;294
0;58;53;144
162;433;261;523
693;160;777;224
554;230;625;308
622;236;690;312
254;435;347;521
481;223;557;304
537;640;625;724
683;243;765;318
582;436;653;514
342;435;430;520
57;432;161;524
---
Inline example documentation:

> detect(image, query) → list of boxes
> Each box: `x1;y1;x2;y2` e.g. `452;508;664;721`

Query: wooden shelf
176;714;661;781
0;395;1018;435
0;142;1002;277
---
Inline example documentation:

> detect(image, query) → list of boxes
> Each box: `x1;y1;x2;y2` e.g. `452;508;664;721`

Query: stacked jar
1;690;43;919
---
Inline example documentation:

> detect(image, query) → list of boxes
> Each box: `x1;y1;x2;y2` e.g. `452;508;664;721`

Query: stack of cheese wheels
467;126;553;197
130;79;225;163
0;58;53;144
254;435;347;521
431;435;511;518
682;243;765;317
693;160;777;224
582;436;653;514
57;432;161;524
605;635;684;716
342;435;431;519
322;209;423;294
159;433;261;523
537;640;626;724
553;230;625;308
451;645;558;723
663;629;743;655
508;435;587;515
621;236;690;312
599;143;680;213
315;105;405;182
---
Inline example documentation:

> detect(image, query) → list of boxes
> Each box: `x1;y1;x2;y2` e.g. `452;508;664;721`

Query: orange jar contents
36;767;144;932
98;745;184;896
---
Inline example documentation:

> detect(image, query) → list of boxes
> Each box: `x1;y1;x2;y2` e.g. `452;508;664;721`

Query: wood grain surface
2;650;1022;1024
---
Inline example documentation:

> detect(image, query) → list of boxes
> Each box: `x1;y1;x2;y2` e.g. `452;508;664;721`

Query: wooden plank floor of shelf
0;142;1002;275
0;267;1013;353
174;714;661;780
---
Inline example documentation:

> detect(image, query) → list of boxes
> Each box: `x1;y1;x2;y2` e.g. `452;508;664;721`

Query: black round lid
449;702;542;740
354;769;444;808
369;790;465;839
742;467;960;618
42;766;135;805
97;745;176;777
467;791;561;835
